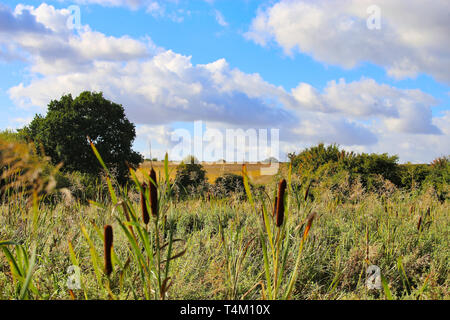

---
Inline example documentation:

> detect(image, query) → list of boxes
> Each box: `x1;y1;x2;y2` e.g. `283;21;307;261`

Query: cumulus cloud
291;78;441;134
246;0;450;84
0;3;50;33
9;51;298;129
1;3;448;163
0;3;151;75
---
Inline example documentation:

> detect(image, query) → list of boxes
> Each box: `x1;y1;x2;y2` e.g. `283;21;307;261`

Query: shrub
288;143;401;190
173;159;208;198
212;173;245;198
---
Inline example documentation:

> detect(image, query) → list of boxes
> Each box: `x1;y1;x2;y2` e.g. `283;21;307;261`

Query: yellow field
138;161;286;185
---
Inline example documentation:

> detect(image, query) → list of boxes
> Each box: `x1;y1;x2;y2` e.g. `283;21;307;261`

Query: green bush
173;159;208;198
212;173;245;198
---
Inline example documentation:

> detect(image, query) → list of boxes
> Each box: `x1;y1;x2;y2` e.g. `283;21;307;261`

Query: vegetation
173;158;208;198
0;132;448;300
288;143;448;197
20;91;142;184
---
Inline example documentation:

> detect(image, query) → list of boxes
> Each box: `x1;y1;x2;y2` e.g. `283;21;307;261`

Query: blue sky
0;0;449;163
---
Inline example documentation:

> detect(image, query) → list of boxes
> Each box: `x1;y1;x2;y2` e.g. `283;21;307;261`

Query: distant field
138;161;287;185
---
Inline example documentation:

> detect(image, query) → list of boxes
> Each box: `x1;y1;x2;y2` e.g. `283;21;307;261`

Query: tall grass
0;138;448;300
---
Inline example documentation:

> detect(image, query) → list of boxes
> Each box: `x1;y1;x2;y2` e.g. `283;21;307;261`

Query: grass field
0;149;448;300
138;161;281;185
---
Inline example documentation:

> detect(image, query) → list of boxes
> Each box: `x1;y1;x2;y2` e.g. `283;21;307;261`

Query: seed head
304;181;312;202
276;179;287;227
141;182;150;224
149;168;158;218
104;225;113;276
303;212;317;241
417;216;423;231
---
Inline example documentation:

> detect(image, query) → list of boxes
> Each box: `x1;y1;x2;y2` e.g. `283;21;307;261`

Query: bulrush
303;212;317;241
141;182;150;224
276;179;287;227
304;181;312;202
149;167;158;218
104;225;113;276
417;215;423;231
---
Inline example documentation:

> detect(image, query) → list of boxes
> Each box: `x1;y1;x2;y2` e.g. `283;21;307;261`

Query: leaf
19;245;37;300
88;137;109;174
68;241;79;266
106;177;118;205
381;274;393;300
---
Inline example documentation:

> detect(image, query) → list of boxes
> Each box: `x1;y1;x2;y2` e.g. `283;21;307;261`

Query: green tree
20;91;142;184
288;143;401;189
173;157;207;197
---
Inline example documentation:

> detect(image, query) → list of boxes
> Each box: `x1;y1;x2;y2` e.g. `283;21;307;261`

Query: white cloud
0;3;150;75
1;3;448;163
214;9;228;27
246;0;450;83
291;78;441;134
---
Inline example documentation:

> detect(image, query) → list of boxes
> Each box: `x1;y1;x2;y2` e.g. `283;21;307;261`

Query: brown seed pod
417;216;423;231
104;225;113;276
149;168;158;218
304;181;312;202
141;182;150;224
276;179;287;227
303;212;317;241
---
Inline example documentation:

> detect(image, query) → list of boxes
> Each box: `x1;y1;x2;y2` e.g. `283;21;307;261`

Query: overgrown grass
0;142;448;300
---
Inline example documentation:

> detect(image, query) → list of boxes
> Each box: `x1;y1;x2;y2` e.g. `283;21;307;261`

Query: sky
0;0;449;163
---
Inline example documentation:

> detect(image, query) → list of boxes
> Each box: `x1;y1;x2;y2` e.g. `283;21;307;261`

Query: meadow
139;160;277;185
0;139;448;300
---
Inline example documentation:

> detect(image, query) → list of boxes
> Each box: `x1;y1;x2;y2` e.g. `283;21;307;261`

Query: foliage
212;173;245;198
0;150;448;300
20;91;142;184
173;159;208;198
288;143;400;188
0;136;448;300
0;131;59;202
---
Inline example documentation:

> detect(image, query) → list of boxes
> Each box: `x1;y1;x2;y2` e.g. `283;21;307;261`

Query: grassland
139;161;279;185
0;153;448;300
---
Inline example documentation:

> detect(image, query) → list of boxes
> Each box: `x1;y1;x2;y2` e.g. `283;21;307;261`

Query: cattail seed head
104;225;113;276
141;182;150;224
149;167;158;218
304;181;311;202
276;179;287;227
417;216;423;231
302;212;317;241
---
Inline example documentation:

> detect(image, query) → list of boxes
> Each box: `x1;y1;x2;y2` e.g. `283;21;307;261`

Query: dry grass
138;161;285;185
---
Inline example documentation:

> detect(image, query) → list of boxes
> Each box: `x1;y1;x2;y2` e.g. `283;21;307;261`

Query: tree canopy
20;91;142;183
